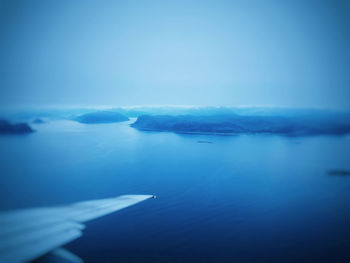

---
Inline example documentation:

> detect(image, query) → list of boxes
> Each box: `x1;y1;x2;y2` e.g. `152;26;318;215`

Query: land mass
32;118;45;124
327;170;350;176
0;120;34;134
131;113;350;136
75;111;129;124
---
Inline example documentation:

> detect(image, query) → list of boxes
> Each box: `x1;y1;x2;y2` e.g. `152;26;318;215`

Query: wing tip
119;194;156;201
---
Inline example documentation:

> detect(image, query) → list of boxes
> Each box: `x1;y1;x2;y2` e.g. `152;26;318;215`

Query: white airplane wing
0;194;155;263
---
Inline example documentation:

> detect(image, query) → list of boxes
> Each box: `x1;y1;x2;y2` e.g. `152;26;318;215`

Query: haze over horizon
1;0;350;109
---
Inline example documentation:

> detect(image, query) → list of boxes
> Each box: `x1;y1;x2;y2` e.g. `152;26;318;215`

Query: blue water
1;120;350;262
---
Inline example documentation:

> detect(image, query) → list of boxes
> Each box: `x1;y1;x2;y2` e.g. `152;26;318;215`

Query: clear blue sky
0;0;349;108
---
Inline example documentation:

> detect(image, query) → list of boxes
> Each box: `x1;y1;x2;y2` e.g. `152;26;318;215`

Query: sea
0;119;350;263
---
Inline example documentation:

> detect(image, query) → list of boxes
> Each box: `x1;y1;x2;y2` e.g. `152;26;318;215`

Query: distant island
75;111;129;124
327;170;350;176
0;120;34;134
131;113;350;136
32;118;46;124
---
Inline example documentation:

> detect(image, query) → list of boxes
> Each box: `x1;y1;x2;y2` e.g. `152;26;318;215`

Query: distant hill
0;120;34;134
3;106;349;120
75;111;129;124
131;112;350;136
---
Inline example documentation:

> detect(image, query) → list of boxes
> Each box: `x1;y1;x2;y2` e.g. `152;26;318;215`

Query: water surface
0;120;350;262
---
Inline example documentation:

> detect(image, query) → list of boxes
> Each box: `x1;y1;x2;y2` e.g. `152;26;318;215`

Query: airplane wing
0;194;155;263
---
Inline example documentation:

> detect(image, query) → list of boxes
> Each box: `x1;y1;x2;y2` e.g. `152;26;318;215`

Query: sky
0;0;349;109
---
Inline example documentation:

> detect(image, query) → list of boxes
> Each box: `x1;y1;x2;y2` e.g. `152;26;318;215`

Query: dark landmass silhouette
131;113;350;136
0;120;34;134
75;111;129;124
327;170;350;176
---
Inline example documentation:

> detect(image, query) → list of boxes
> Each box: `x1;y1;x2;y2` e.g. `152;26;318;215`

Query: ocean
1;119;350;263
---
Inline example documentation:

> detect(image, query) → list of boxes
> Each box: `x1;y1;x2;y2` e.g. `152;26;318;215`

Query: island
327;170;350;176
0;120;34;134
131;114;350;136
75;111;129;124
32;118;46;124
